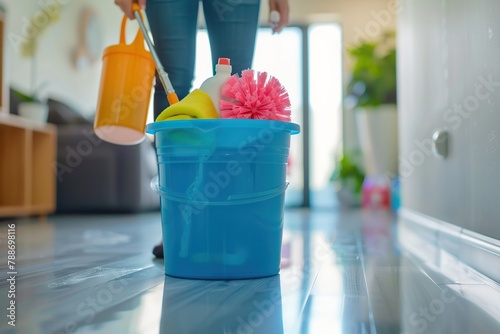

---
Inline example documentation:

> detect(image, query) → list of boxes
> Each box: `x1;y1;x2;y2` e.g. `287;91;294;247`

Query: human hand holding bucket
94;9;155;145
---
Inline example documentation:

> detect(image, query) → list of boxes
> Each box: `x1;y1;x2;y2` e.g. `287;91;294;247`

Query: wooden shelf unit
0;114;56;217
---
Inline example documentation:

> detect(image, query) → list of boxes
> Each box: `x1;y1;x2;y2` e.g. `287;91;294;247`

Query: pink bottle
361;175;390;210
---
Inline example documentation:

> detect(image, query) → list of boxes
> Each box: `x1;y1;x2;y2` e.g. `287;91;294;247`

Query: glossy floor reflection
0;209;499;334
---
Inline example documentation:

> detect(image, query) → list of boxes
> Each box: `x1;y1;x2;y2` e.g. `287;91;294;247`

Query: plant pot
355;104;398;176
18;102;49;124
333;178;362;207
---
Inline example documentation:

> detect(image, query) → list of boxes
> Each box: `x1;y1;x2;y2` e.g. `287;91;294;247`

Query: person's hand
114;0;146;19
269;0;289;33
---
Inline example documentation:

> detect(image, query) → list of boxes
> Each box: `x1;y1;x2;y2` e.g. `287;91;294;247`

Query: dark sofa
10;89;160;213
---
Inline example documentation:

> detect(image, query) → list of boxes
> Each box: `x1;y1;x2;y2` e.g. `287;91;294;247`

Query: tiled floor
0;208;499;334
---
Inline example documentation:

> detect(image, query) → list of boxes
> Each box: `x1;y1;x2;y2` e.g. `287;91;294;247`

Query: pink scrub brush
220;69;291;121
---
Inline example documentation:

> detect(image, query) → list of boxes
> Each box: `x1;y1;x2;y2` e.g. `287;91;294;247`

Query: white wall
2;0;125;116
398;0;500;240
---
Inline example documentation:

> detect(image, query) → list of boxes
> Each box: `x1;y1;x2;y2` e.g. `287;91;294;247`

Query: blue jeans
146;0;261;118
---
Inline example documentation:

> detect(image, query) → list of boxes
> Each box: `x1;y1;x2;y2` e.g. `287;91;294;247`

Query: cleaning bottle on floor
200;58;232;116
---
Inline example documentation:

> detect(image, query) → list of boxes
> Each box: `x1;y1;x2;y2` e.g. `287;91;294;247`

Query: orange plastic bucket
94;14;155;145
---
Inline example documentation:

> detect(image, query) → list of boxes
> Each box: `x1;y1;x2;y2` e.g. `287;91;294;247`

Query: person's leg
202;0;261;75
146;0;200;119
146;0;199;258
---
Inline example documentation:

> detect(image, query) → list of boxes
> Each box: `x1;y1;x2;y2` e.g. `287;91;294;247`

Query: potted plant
12;87;49;124
346;30;398;176
13;3;61;124
330;151;365;207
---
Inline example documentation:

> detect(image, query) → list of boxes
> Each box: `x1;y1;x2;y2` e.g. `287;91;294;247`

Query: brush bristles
220;70;291;121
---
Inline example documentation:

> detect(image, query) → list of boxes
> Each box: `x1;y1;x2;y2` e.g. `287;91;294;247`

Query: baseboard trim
398;209;500;285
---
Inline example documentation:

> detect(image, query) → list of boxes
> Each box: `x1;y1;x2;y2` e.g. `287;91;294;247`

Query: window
308;23;343;208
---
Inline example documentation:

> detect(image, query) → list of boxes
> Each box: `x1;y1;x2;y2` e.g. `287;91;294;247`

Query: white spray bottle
199;58;232;116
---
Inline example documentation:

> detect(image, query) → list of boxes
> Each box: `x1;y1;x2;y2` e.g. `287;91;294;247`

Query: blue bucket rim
146;119;300;135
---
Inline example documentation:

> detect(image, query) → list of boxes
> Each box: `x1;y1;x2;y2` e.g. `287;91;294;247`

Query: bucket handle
119;12;147;50
151;176;289;206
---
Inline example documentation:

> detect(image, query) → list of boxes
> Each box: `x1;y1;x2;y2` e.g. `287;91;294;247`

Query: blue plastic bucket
146;119;300;279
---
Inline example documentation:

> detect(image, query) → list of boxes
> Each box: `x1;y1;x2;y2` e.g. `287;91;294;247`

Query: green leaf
330;152;365;194
11;88;38;102
346;30;397;108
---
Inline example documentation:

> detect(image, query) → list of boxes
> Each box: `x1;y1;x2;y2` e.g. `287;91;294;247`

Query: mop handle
132;4;179;105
